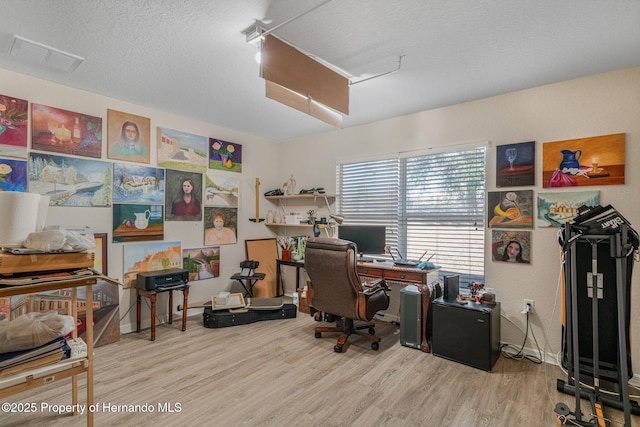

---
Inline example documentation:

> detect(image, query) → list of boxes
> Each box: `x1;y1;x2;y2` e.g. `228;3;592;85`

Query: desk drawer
384;269;425;283
357;266;384;278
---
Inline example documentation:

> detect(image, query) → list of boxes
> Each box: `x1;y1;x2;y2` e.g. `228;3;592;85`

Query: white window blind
337;147;486;286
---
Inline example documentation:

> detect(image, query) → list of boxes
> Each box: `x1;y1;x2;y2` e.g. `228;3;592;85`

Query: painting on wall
204;171;239;207
31;103;102;158
113;163;165;204
107;109;151;164
542;133;625;188
537;191;600;227
204;207;237;245
209;138;242;173
491;230;531;264
0;94;28;159
112;204;164;243
496;141;535;187
182;246;220;282
28;153;112;207
487;190;533;229
0;157;27;191
157;127;207;173
122;241;182;288
165;169;203;221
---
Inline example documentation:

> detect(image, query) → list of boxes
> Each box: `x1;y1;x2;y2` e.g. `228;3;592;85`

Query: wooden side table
136;285;189;341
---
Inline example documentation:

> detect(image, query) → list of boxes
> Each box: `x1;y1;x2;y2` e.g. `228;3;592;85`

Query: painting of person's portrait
165;169;203;221
107;109;151;164
204;207;237;245
491;230;531;264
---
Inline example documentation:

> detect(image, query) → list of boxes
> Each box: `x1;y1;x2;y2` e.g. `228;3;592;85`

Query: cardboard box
297;283;313;314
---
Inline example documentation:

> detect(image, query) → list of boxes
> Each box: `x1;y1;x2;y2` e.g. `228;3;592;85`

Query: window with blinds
337;147;486;286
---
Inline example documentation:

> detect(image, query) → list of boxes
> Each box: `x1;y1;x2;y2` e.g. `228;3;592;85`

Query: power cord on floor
500;311;543;364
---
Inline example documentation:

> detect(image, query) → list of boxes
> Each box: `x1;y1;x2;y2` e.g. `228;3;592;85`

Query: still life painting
113;163;165;204
28;153;112;207
496;141;535;187
537;191;600;227
492;230;531;264
204;172;239;207
487;190;533;228
0;157;27;191
0;94;28;159
112;204;164;243
107;109;151;164
165;169;203;221
157;127;208;173
542;133;625;188
182;246;220;282
122;241;182;288
31;103;102;158
209;138;242;173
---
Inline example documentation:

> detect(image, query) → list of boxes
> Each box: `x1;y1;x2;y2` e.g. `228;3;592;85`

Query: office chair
304;237;390;353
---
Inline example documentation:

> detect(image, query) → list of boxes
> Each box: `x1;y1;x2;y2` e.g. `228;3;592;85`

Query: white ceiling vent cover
8;35;84;73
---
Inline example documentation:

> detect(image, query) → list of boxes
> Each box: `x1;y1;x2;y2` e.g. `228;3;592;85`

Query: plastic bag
0;311;75;353
23;229;96;252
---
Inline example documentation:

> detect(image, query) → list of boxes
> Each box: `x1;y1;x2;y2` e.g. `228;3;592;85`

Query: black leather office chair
304;237;390;353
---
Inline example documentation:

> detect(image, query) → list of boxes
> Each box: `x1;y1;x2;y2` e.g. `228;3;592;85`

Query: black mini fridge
432;297;500;372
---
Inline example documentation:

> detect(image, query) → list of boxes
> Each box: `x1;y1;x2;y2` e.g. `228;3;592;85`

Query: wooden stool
136;285;189;341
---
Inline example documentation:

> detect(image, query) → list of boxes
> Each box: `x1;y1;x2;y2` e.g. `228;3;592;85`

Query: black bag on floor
203;304;297;328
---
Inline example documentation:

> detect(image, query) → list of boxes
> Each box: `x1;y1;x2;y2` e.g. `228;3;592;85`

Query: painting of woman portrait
204;207;237;245
165;169;202;221
107;109;151;164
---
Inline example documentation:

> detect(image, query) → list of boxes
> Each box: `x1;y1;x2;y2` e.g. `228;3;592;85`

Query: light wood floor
3;310;640;427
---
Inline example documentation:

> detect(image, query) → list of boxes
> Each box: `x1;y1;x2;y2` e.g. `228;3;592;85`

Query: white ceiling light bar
8;35;84;73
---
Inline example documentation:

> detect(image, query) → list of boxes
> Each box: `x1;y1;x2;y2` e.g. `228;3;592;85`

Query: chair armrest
363;278;390;292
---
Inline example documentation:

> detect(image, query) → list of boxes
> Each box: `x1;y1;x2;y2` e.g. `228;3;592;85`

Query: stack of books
0;336;69;378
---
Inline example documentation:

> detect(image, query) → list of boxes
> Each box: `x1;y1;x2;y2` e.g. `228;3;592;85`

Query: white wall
0;67;280;332
278;66;640;369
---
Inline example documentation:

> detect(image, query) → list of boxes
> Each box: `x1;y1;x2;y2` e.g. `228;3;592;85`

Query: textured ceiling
1;0;639;142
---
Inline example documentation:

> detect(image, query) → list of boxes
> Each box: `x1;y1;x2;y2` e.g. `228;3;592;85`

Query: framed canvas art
122;241;182;288
31;103;102;158
492;230;531;264
542;133;625;188
209;138;242;173
0;157;27;191
496;141;535;187
112;204;164;242
165;169;203;221
157;127;207;173
204;171;239;207
113;163;165;204
537;191;600;227
182;246;220;282
487;190;533;229
204;207;237;245
107;109;151;164
0;94;28;159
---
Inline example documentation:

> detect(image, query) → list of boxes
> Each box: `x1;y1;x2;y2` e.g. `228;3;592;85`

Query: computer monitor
338;225;386;257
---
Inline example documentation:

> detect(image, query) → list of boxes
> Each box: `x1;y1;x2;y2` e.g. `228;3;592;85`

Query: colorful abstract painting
107;109;151;164
487;190;533;229
182;246;220;282
537;191;600;227
542;133;625;188
157;127;208;173
122;241;182;288
0;157;27;191
28;153;112;207
31;103;102;158
491;230;531;264
112;204;164;243
496;141;535;187
0;94;28;159
204;172;239;207
209;138;242;173
113;163;165;204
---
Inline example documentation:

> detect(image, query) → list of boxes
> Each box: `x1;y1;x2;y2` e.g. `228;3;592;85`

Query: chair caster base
371;341;379;350
334;345;343;353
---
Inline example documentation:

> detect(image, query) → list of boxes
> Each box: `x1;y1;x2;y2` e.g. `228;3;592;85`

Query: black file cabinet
431;297;500;372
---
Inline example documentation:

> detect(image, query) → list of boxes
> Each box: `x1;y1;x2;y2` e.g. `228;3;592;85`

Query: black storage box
203;304;297;328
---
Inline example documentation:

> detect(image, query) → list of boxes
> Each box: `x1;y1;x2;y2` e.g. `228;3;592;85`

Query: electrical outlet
523;299;535;314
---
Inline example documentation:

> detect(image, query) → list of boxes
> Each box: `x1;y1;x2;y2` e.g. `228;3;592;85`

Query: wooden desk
0;251;111;427
136;285;189;341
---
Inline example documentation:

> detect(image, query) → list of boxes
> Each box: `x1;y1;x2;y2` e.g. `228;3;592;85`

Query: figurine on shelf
283;174;296;195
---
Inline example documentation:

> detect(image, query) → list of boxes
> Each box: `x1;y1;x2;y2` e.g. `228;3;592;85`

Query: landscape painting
28;153;112;207
113;163;165;204
112;204;164;243
537;191;600;227
204;171;239;207
157;127;208;173
487;190;533;229
209;138;242;172
0;157;27;191
182;246;220;282
122;241;182;288
542;133;625;188
0;94;28;159
496;141;535;187
31;103;102;158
